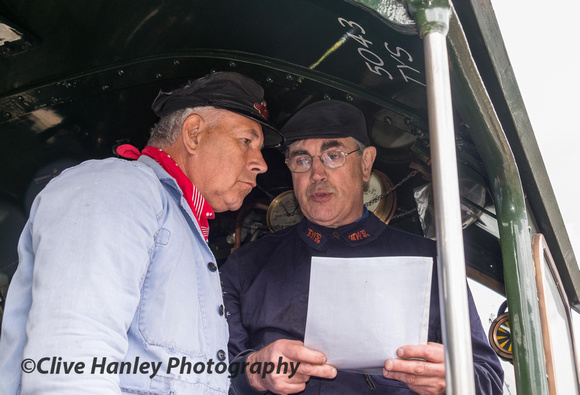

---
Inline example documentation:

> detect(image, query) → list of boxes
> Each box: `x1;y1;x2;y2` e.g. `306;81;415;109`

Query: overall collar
297;209;386;251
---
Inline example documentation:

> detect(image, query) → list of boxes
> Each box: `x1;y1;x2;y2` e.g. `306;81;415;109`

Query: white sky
490;0;580;259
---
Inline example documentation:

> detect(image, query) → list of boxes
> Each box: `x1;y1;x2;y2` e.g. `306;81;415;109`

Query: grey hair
285;137;368;158
148;106;227;148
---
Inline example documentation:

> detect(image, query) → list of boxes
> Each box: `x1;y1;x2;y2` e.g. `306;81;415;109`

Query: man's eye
241;138;251;144
326;152;341;161
295;156;310;166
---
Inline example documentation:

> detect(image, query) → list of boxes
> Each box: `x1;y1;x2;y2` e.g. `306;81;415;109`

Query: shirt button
332;231;340;238
208;262;217;272
219;304;224;316
217;349;227;361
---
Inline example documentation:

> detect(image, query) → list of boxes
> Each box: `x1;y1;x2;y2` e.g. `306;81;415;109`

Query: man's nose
249;149;268;174
309;156;327;182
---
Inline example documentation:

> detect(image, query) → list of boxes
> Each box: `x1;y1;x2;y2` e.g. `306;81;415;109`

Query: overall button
217;350;227;361
208;262;218;272
332;231;341;239
219;304;225;316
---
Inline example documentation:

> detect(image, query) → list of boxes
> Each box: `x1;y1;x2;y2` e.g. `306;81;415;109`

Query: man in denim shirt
222;100;504;394
0;72;284;394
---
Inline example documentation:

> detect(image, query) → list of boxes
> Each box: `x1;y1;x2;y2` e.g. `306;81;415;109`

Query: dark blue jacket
222;213;504;394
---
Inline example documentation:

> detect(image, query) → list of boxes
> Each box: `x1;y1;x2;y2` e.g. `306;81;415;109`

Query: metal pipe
423;29;476;395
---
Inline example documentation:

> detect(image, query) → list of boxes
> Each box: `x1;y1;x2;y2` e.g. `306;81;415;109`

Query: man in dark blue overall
222;100;504;394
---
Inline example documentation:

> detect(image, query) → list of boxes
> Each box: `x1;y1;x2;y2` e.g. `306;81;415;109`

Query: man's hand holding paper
384;342;446;395
245;339;337;394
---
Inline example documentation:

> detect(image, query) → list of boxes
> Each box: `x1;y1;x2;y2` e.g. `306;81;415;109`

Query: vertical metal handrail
423;33;476;395
405;1;476;393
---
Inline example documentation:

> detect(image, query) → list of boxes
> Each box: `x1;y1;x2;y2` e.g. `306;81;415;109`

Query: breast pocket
138;228;207;356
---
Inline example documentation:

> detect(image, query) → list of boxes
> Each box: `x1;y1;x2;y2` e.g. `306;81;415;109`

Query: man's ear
182;113;203;154
361;146;377;182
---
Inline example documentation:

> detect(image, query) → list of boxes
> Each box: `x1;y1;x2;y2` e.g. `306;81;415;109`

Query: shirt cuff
229;350;267;395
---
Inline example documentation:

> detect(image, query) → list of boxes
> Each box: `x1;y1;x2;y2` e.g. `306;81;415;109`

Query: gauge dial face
266;190;304;232
489;313;512;360
363;170;397;223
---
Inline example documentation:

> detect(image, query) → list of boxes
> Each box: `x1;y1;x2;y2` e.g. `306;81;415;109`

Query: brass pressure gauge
364;170;397;224
489;301;513;361
489;313;512;360
266;190;304;232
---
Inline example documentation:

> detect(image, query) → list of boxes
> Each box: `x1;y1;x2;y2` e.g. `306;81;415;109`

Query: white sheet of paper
304;256;433;375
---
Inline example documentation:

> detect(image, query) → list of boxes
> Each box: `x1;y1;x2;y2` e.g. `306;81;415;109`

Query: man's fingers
384;357;445;378
297;362;337;379
396;343;445;363
383;344;446;394
278;340;328;365
383;370;446;395
258;361;337;394
246;340;337;393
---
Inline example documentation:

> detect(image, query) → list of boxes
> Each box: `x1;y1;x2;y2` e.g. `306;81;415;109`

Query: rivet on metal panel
210;69;216;74
411;128;424;137
155;73;162;79
383;116;392;124
118;70;125;76
286;74;294;81
346;94;353;102
173;60;180;65
266;77;273;83
229;61;237;68
102;85;110;91
323;94;331;100
17;96;23;101
4;113;12;119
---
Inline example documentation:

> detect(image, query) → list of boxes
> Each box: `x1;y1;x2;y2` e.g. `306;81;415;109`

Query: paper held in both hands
304;256;433;375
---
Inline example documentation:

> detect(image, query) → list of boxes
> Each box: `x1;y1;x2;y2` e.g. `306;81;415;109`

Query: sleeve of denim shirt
17;159;163;394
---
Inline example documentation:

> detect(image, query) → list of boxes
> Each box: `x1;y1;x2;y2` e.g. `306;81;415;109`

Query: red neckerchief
116;144;214;240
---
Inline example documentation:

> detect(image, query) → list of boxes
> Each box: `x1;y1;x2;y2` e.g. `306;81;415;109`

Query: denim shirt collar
138;155;181;192
138;155;209;241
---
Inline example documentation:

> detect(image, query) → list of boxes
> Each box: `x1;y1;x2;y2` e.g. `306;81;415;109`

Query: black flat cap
151;72;284;148
281;100;370;146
